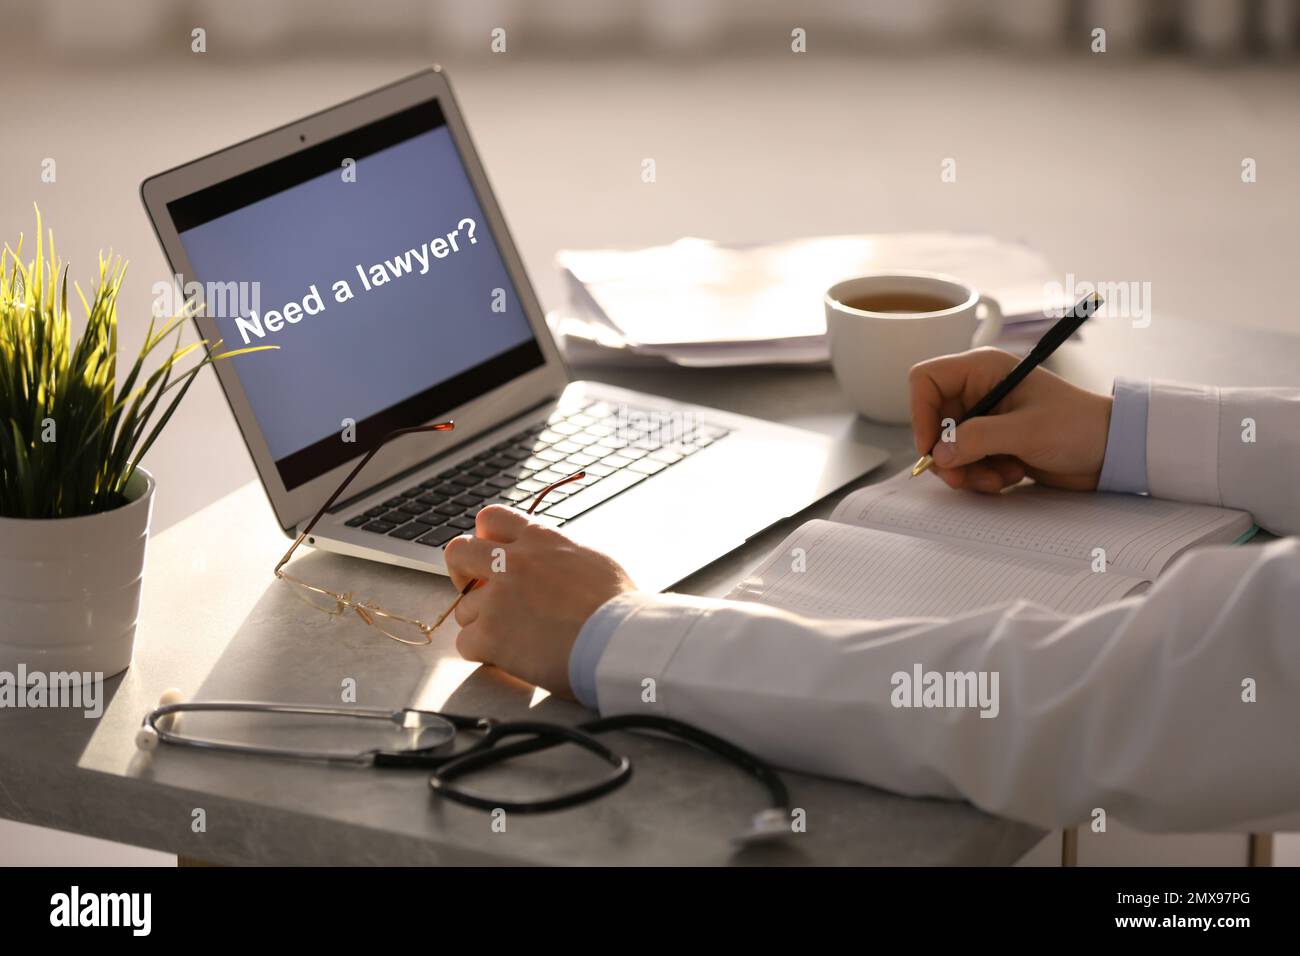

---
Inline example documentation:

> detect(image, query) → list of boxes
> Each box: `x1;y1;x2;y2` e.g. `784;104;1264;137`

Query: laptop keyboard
340;400;729;550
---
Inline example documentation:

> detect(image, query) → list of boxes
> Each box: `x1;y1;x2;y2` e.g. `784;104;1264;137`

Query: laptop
141;67;888;592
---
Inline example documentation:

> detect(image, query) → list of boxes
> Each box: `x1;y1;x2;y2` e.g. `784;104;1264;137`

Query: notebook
729;472;1257;619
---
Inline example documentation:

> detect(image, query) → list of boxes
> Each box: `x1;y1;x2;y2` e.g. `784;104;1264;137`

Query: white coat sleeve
589;382;1300;831
1145;381;1300;536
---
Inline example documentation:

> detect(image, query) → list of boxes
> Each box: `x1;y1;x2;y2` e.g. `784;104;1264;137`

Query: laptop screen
168;99;544;490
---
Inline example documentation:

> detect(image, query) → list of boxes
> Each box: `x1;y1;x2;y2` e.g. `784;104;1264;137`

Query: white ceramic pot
0;468;155;680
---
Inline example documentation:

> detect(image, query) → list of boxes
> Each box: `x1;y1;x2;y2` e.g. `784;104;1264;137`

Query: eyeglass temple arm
275;421;455;572
431;469;587;630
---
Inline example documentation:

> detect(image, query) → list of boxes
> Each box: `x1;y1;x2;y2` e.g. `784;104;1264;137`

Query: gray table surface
2;315;1295;865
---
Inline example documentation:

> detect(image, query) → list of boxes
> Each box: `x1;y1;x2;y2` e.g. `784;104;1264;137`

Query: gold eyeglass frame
274;420;585;645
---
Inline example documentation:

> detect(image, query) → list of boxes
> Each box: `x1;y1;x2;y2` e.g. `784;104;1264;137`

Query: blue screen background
178;126;536;461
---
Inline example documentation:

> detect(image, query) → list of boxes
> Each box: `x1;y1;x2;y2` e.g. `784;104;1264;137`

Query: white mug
825;272;1004;424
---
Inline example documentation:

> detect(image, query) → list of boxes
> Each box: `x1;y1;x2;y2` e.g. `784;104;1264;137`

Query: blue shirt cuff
1097;377;1150;495
568;596;637;710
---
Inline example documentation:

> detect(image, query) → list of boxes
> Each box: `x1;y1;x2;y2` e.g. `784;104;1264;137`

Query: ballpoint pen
911;292;1104;478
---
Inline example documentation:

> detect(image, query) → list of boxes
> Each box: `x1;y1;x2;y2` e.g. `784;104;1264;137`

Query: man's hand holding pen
908;348;1114;493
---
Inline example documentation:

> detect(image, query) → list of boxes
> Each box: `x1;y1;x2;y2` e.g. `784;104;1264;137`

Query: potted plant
0;210;272;680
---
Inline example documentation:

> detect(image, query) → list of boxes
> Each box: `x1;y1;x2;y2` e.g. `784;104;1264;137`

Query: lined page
831;473;1253;578
728;520;1148;620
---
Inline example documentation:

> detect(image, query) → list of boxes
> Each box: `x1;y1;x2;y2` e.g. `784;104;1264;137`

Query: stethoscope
137;696;794;844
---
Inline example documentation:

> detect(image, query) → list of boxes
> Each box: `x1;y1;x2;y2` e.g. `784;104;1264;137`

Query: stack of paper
548;233;1076;368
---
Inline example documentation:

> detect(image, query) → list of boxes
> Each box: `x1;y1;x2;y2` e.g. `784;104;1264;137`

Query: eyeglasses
274;420;584;645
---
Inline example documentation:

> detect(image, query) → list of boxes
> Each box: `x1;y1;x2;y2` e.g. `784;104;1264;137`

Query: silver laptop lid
141;67;569;533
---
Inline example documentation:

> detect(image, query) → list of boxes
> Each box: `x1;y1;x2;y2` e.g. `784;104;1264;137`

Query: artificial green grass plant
0;209;273;519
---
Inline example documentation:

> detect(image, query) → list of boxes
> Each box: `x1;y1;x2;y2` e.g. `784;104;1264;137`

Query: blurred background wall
4;0;1299;57
1;0;1297;864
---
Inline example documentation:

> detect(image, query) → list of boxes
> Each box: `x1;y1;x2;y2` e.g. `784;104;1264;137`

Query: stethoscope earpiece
138;689;187;749
158;687;186;707
731;807;792;846
156;688;186;729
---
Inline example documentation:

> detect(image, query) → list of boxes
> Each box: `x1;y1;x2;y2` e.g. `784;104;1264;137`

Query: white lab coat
590;382;1300;832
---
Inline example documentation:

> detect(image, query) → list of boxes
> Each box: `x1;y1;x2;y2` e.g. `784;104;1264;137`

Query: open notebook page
830;472;1254;578
728;519;1148;620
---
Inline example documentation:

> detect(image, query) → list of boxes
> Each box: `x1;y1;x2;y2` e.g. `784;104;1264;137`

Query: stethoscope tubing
424;713;790;815
427;721;634;813
580;713;792;812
